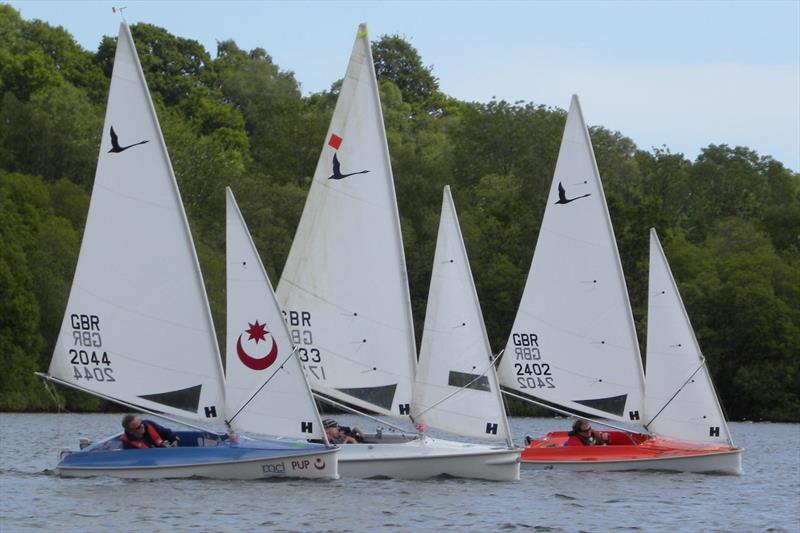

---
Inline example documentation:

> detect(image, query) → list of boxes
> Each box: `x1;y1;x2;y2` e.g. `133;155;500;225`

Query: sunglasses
579;427;592;433
130;421;144;431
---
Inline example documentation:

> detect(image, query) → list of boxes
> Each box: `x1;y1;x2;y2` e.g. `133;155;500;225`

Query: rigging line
495;349;518;449
643;360;706;432
412;352;501;420
226;345;300;427
312;393;412;435
42;378;67;412
411;352;516;449
35;373;222;434
502;388;649;435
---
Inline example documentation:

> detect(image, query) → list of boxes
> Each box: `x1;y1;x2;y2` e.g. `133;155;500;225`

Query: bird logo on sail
327;133;370;180
236;320;278;370
107;126;149;153
555;182;591;205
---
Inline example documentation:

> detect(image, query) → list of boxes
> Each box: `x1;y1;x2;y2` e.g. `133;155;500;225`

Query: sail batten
47;23;225;422
497;95;645;424
276;24;417;419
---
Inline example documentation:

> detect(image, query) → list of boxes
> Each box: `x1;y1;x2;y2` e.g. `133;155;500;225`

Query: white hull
337;437;521;480
58;448;339;480
522;449;742;475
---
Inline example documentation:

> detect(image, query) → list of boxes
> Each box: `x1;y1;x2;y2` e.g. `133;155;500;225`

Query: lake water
1;413;798;532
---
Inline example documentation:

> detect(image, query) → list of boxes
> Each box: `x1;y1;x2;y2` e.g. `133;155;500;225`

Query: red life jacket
121;423;165;449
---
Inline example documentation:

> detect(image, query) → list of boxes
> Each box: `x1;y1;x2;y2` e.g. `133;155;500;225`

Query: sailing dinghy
276;24;519;480
410;186;521;478
497;95;741;474
37;23;336;480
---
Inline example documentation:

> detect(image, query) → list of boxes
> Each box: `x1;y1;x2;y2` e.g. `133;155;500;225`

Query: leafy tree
0;84;102;187
0;170;60;409
0;5;106;102
0;10;798;421
372;34;441;113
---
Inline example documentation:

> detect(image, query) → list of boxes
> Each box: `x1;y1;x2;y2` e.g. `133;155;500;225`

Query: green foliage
0;169;80;410
1;9;798;420
372;34;441;113
0;84;102;187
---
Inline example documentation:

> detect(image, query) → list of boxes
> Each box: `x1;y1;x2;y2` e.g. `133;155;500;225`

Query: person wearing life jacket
120;414;179;449
564;419;609;446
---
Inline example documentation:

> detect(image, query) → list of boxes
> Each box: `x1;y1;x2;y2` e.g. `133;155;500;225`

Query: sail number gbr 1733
68;313;116;382
284;310;326;381
512;332;555;390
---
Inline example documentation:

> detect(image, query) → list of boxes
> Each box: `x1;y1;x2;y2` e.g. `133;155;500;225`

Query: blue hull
57;431;339;479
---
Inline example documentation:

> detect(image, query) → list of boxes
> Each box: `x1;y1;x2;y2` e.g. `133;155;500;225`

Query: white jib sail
644;229;733;445
224;188;326;441
276;24;417;419
497;94;646;424
413;186;513;443
48;23;226;421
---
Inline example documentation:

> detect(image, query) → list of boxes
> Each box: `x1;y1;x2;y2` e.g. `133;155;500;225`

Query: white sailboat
38;22;336;480
277;24;519;480
497;95;741;474
413;186;515;445
224;186;338;476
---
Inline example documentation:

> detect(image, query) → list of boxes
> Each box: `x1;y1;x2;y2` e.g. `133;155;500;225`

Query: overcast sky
8;0;800;171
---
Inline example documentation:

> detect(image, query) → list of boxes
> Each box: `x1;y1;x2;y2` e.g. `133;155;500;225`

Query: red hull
522;431;742;472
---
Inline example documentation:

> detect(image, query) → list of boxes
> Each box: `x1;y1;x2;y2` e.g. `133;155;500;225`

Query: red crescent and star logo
236;320;278;371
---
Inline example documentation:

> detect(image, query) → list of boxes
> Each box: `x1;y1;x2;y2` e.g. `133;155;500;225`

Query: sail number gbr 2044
284;310;326;381
68;313;115;382
511;333;555;390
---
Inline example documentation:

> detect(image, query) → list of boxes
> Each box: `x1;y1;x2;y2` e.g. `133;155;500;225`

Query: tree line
1;6;797;421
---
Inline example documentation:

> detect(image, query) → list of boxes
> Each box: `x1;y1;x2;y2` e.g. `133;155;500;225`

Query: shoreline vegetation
1;6;797;422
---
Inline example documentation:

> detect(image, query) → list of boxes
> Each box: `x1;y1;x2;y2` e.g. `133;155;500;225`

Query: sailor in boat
120;414;180;449
322;419;363;444
564;420;610;447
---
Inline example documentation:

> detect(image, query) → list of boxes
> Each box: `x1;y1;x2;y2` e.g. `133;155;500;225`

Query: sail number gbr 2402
511;333;555;389
68;314;116;382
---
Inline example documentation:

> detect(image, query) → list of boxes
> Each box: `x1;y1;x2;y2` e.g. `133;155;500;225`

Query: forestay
644;229;733;445
413;187;513;443
224;188;327;441
497;95;646;424
276;24;417;418
47;23;226;421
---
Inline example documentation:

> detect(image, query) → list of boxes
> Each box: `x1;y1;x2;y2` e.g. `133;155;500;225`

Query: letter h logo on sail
204;406;217;418
709;426;720;437
398;403;410;415
485;422;498;435
301;421;313;434
628;410;640;421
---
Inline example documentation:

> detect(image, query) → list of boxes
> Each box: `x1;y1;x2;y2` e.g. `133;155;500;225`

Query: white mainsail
276;24;417;418
224;188;326;441
497;94;646;424
47;23;226;421
413;186;512;443
644;229;733;444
